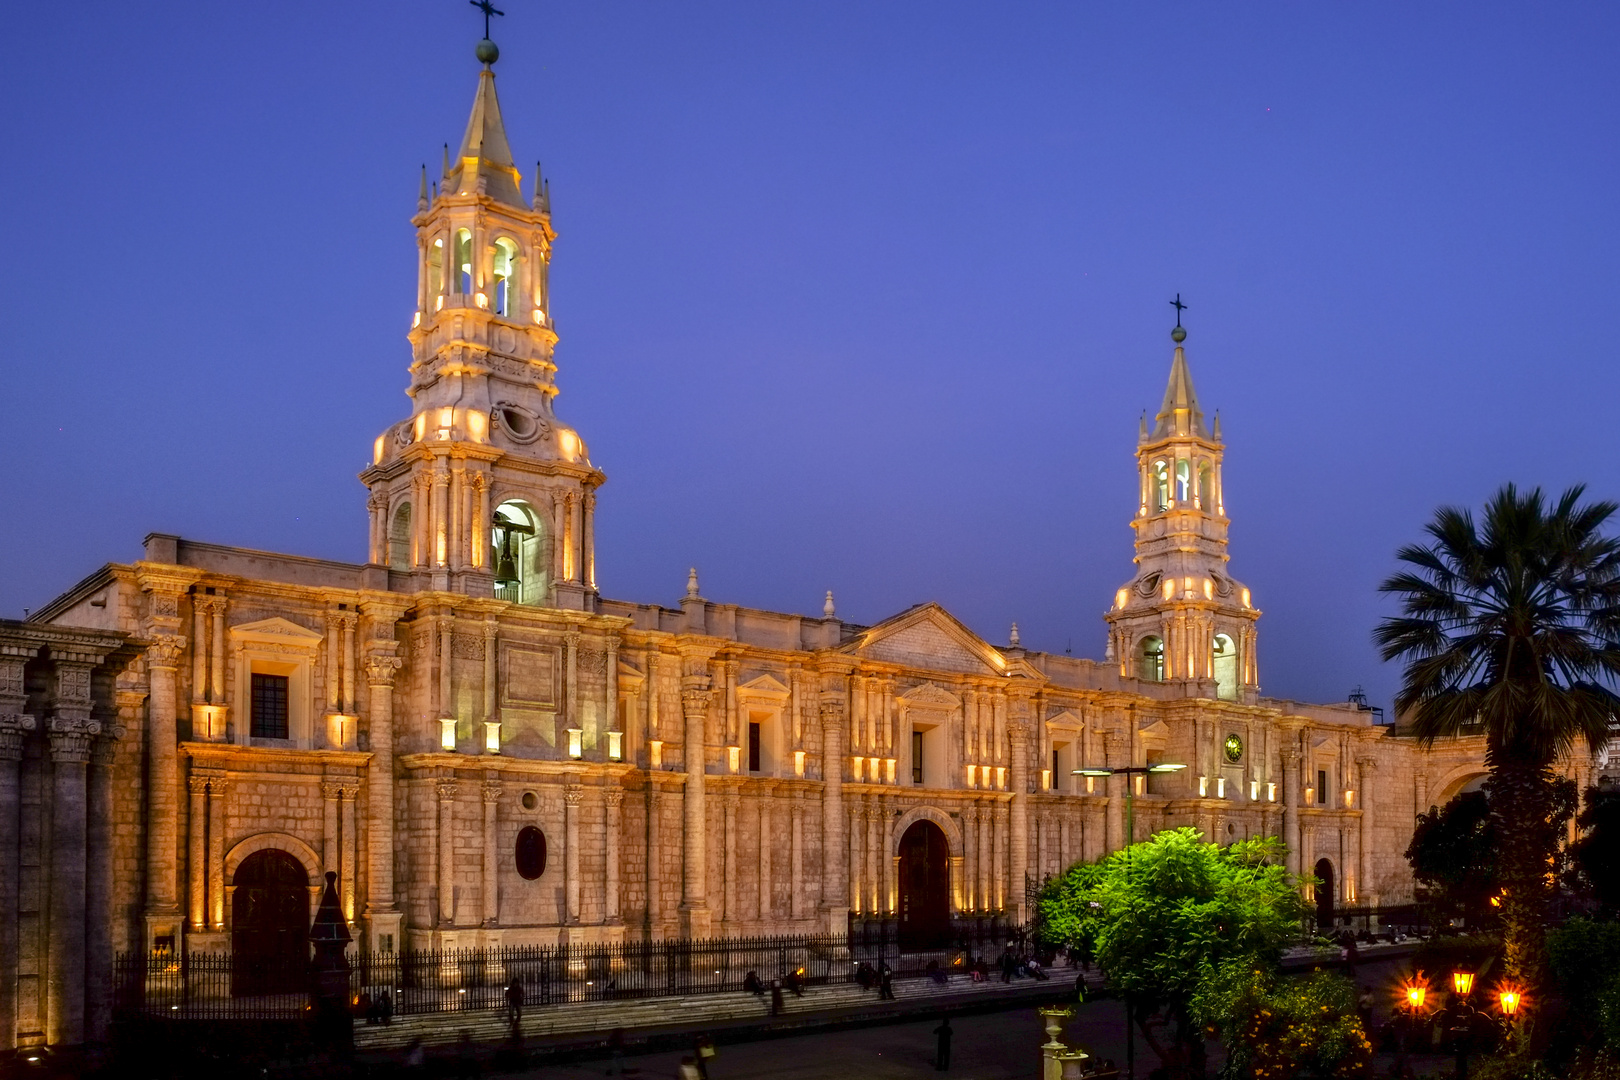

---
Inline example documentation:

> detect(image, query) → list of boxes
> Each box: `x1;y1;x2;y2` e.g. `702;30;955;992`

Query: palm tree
1375;484;1620;994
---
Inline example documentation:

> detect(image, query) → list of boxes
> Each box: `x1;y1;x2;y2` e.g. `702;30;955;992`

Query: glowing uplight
439;718;457;752
727;746;741;773
567;728;584;759
484;720;501;754
1162;580;1175;601
475;292;489;309
533;309;546;324
1115;589;1128;610
608;731;623;761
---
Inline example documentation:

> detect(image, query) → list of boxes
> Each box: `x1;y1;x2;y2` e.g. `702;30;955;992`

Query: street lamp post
1073;761;1186;1080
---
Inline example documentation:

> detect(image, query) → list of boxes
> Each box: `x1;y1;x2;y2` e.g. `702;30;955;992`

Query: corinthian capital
364;654;403;687
818;695;845;726
146;634;187;671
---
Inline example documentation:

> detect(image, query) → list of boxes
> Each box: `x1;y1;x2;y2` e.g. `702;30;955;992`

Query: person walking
505;976;525;1034
933;1015;953;1071
878;963;895;1000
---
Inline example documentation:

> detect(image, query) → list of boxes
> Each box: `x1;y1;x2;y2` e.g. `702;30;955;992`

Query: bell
494;529;519;588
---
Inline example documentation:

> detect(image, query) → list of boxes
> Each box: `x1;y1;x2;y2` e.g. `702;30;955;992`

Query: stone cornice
397;753;637;781
181;742;373;770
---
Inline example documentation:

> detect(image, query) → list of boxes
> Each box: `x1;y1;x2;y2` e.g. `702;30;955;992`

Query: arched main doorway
1314;858;1335;932
897;820;952;950
232;848;310;995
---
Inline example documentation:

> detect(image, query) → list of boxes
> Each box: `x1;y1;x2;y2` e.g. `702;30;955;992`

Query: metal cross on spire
470;0;505;39
1169;293;1188;328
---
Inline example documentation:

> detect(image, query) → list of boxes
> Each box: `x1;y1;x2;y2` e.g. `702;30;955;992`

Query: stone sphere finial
1171;325;1186;343
476;38;500;65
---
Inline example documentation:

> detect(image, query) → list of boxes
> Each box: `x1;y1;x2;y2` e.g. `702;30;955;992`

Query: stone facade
14;43;1553;1052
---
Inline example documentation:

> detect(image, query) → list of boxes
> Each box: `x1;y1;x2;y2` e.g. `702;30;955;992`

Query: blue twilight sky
3;3;1618;713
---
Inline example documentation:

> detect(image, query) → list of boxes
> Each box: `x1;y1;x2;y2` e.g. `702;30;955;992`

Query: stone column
564;784;583;923
865;802;880;915
818;693;846;932
1356;758;1377;908
962;804;978;911
188;776;209;930
848;802;863;914
789;793;804;920
362;648;403;949
322;780;342;881
1008;712;1030;922
341;781;359;923
207;779;227;930
1280;742;1301;878
482;779;502;927
757;792;772;919
605;788;623;923
144;634;186;935
437;780;458;926
977;800;991;910
47;717;95;1047
1104;732;1124;855
341;614;357;715
679;671;713;938
583;489;597;590
722;790;739;927
564;631;580;737
646;783;663;933
192;602;209;705
432;463;451;569
86;734;118;1043
325;617;343;717
472;471;490;570
0;670;31;1053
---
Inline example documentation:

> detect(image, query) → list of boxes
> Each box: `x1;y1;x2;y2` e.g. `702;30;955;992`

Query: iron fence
114;921;1022;1021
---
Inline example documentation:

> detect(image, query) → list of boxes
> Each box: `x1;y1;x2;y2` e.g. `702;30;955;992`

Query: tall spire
1150;342;1210;440
447;44;524;207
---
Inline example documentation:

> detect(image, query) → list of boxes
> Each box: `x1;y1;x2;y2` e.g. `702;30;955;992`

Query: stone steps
354;970;1100;1052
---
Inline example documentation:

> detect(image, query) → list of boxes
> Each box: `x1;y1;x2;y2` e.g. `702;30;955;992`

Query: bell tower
1105;321;1259;701
360;32;602;611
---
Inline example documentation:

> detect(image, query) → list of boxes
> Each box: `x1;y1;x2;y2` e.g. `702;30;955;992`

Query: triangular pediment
900;682;960;709
842;603;1015;678
1045;709;1083;731
1138;718;1171;739
229;616;323;643
739;672;791;696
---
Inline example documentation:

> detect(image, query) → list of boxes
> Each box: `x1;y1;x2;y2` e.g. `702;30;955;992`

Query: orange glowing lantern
1404;984;1427;1010
1452;970;1476;997
1498;986;1523;1017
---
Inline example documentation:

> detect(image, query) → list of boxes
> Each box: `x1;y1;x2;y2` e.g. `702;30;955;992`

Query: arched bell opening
1212;633;1238;700
1138;635;1165;683
492;499;547;606
389;502;413;571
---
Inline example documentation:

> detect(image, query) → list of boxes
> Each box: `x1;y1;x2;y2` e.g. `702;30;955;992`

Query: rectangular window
912;730;924;784
1317;769;1327;805
251;672;289;739
748;721;761;772
1052;749;1060;784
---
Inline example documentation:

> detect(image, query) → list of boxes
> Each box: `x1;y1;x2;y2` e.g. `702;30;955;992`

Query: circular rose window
515;826;547;880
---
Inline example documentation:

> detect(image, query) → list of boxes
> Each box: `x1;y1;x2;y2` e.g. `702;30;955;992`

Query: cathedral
0;38;1512;1051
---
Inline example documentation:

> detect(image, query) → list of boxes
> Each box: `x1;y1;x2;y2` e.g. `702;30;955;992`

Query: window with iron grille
251;673;289;739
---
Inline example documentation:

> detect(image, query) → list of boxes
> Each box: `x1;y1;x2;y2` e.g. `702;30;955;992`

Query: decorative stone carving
147;634;187;670
436;780;459;801
364;654;403;686
482;780;503;804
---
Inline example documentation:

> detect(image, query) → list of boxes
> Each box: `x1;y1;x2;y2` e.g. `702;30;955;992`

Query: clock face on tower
1224;734;1243;764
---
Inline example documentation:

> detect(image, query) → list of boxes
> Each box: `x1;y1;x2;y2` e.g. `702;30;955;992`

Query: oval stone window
515;826;547;880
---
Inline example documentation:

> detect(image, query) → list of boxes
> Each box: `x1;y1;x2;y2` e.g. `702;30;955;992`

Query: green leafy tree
1375;484;1620;995
1573;785;1620;914
1037;828;1307;1080
1192;963;1372;1080
1406;790;1498;927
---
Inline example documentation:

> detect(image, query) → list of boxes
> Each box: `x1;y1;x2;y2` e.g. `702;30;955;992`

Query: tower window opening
427;239;444;299
492;500;546;606
1213;633;1238;700
1138;636;1165;682
454;228;473;294
389;503;412;571
1198;461;1213;511
1152;460;1170;512
1175;459;1191;504
492;238;518;317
